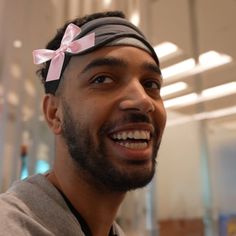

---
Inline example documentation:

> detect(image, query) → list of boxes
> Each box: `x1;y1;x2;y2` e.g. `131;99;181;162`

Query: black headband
45;17;159;93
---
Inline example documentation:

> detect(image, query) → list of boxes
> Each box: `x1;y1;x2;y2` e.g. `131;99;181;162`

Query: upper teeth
111;130;150;140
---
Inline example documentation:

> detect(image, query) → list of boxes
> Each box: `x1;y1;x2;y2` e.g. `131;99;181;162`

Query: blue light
35;160;50;174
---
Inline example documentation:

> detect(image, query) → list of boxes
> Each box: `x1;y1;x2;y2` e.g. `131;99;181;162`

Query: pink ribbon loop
32;23;95;82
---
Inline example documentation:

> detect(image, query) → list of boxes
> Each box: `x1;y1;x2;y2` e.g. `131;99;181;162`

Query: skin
43;46;166;236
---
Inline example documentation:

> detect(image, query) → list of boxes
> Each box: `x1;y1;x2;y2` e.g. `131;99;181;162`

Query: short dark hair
37;11;126;95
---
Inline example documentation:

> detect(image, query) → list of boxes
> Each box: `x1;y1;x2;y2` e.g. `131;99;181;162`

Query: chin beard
61;101;160;192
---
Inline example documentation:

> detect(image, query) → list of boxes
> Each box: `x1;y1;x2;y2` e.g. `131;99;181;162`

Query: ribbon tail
46;53;65;82
32;49;55;64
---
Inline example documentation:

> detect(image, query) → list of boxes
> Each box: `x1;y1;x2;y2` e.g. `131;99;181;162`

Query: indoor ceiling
0;0;235;128
147;0;236;127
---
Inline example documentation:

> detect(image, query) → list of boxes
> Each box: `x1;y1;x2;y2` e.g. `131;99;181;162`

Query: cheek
74;98;114;130
161;105;167;124
154;103;167;130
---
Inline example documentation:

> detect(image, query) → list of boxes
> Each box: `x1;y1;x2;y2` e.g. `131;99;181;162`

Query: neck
47;162;125;236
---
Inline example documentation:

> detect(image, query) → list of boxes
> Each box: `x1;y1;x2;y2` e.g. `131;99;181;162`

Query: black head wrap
45;17;159;93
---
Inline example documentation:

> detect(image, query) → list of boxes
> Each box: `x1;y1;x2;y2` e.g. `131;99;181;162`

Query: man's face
60;46;166;192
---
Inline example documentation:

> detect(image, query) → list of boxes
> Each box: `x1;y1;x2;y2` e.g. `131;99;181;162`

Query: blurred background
0;0;236;235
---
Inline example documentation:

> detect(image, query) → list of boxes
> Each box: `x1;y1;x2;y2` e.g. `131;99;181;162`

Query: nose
119;80;155;113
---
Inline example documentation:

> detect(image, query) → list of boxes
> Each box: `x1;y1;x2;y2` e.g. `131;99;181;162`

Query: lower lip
107;138;153;162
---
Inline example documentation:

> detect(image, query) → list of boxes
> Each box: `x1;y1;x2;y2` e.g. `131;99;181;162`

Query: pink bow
33;23;95;82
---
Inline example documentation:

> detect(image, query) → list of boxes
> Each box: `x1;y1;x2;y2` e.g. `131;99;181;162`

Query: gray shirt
0;174;125;236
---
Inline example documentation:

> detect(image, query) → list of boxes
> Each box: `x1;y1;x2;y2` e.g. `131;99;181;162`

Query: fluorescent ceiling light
162;51;232;81
167;106;236;127
164;82;236;108
199;51;232;68
103;0;112;7
201;82;236;100
130;11;140;26
154;42;180;60
161;82;188;97
161;58;196;78
198;106;236;120
164;93;198;108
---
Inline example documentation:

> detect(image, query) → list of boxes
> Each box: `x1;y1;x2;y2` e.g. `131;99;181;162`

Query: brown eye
92;75;113;84
143;80;160;90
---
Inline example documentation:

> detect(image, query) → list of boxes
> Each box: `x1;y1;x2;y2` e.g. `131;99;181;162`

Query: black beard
61;101;161;192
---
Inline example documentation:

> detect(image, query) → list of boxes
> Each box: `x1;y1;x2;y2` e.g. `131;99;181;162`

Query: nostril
118;81;155;113
119;98;155;113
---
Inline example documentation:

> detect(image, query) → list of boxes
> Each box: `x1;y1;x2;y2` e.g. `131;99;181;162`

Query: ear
42;94;62;135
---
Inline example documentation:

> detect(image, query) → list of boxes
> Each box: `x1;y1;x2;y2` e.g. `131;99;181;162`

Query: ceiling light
103;0;112;7
130;11;140;26
162;51;232;81
154;42;180;61
13;40;22;48
199;51;232;68
25;81;35;97
7;92;19;106
161;82;188;97
201;82;236;100
196;106;236;120
192;51;232;75
161;58;196;79
164;93;198;108
164;82;236;108
167;106;236;127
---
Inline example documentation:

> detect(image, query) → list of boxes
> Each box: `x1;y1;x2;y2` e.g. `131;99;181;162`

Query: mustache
121;112;152;124
100;112;154;135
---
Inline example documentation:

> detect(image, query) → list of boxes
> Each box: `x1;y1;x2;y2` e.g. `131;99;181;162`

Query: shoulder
0;175;85;235
0;191;46;235
0;175;54;235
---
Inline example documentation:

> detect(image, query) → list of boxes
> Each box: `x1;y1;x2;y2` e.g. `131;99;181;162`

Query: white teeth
119;142;148;149
128;131;133;139
122;132;127;140
112;130;150;141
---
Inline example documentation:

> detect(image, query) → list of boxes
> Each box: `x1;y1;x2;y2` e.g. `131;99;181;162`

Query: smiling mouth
110;130;151;150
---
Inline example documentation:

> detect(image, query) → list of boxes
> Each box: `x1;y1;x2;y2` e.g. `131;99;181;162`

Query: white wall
208;124;236;215
157;113;203;219
156;112;236;221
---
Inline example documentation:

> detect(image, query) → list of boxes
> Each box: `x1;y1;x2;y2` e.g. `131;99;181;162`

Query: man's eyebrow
142;62;162;76
81;57;128;74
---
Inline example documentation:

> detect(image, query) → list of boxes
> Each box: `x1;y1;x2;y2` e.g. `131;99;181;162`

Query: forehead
64;45;160;77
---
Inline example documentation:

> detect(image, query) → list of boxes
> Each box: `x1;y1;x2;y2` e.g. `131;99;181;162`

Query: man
0;11;166;236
